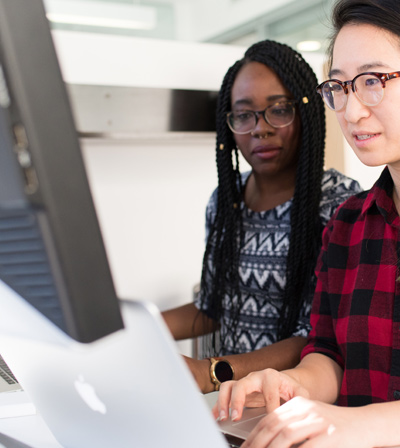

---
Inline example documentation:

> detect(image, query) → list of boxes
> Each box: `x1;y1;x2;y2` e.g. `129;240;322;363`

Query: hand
241;396;377;448
182;356;214;394
212;369;309;421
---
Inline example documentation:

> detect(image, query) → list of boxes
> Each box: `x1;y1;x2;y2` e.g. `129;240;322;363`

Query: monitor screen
0;0;124;343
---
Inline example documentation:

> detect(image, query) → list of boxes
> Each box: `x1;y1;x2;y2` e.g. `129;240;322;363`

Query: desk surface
0;391;61;448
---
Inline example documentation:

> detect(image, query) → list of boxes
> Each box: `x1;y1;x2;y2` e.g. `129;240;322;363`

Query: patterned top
195;168;362;355
302;167;400;406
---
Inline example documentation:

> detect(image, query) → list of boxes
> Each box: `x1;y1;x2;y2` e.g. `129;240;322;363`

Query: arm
162;302;217;340
287;353;343;403
186;336;308;394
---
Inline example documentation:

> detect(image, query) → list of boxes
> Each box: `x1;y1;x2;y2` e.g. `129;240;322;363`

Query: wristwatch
208;357;234;391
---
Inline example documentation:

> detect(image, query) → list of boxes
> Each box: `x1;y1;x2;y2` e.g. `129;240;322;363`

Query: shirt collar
362;166;400;226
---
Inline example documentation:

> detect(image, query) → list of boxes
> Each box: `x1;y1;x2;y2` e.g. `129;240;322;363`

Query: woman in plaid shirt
214;1;400;447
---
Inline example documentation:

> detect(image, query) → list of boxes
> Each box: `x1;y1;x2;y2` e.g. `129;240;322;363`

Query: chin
352;151;388;168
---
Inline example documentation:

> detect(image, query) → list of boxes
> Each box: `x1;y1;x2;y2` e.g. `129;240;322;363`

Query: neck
388;165;400;215
245;168;296;212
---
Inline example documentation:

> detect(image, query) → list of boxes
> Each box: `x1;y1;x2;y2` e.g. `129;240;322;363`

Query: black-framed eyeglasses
316;71;400;111
226;101;296;135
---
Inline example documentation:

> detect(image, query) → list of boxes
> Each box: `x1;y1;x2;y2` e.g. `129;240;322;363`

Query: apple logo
74;375;107;415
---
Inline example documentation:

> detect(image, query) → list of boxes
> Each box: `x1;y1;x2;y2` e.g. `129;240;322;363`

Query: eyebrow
328;61;392;78
232;94;290;108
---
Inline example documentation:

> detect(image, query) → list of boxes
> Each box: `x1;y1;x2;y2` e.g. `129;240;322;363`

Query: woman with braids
162;39;360;394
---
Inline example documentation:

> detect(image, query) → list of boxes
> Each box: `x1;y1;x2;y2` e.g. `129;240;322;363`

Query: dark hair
328;0;400;69
199;39;326;354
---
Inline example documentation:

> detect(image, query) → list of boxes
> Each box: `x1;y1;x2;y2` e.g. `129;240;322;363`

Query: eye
233;111;254;121
270;104;292;116
325;82;343;93
363;76;380;87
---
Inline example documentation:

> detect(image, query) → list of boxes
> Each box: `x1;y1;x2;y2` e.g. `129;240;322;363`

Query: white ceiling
45;0;335;53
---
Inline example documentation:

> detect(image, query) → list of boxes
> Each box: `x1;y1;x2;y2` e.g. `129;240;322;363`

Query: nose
343;89;370;123
251;112;275;137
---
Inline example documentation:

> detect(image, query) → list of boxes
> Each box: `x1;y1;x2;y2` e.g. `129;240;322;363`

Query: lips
252;144;281;160
253;144;281;154
352;131;379;140
355;134;377;140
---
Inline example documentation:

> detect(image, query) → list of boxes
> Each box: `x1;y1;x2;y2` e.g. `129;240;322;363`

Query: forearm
360;401;400;448
286;353;343;404
194;336;307;394
162;303;217;340
224;336;307;380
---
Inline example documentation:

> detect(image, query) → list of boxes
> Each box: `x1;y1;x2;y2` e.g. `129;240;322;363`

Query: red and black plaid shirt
302;166;400;406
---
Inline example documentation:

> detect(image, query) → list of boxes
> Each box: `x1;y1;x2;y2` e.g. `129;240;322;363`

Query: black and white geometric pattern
196;169;362;355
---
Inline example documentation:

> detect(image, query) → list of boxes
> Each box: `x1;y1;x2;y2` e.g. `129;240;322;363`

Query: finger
242;402;291;448
267;417;328;448
260;369;284;413
228;381;249;421
266;400;331;448
212;380;234;421
242;414;277;448
243;404;325;448
229;373;267;421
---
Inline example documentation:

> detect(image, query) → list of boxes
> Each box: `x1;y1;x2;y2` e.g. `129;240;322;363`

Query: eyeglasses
226;101;296;135
316;71;400;111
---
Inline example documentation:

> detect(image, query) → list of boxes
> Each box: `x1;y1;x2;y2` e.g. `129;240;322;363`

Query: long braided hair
199;39;326;354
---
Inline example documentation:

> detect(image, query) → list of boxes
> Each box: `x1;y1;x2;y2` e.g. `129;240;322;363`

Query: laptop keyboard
0;355;18;384
224;433;244;447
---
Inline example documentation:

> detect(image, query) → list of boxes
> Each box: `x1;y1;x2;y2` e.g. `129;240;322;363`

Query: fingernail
231;409;239;421
219;410;227;421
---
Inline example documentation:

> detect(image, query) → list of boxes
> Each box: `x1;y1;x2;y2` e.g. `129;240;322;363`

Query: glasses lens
266;102;295;127
354;73;383;106
227;111;256;134
321;82;345;110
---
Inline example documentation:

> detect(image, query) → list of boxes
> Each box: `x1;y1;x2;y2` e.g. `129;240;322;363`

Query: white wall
52;30;246;91
80;135;216;311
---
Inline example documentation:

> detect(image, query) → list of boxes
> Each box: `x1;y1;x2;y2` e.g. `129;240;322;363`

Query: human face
230;61;301;178
332;24;400;169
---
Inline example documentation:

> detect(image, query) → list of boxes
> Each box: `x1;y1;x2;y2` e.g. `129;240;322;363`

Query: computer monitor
0;0;124;343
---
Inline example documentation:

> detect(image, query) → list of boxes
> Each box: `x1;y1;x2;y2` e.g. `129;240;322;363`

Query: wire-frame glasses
226;101;296;135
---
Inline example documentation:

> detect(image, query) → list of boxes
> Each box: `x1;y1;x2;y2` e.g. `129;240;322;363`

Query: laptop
0;279;262;448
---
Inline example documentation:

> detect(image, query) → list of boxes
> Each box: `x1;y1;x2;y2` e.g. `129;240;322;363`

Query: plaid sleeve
301;211;345;368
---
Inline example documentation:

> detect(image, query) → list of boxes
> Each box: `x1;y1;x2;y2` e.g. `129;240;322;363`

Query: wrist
198;358;215;394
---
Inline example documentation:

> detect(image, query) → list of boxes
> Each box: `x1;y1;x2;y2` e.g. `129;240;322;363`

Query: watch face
215;361;233;383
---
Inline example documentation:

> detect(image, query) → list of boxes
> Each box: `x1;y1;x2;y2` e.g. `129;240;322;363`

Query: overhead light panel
296;40;322;52
43;0;157;31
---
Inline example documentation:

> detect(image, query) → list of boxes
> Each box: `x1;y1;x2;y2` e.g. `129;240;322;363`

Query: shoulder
319;169;363;225
321;168;362;197
205;186;218;229
328;189;369;225
206;171;251;210
321;190;369;249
